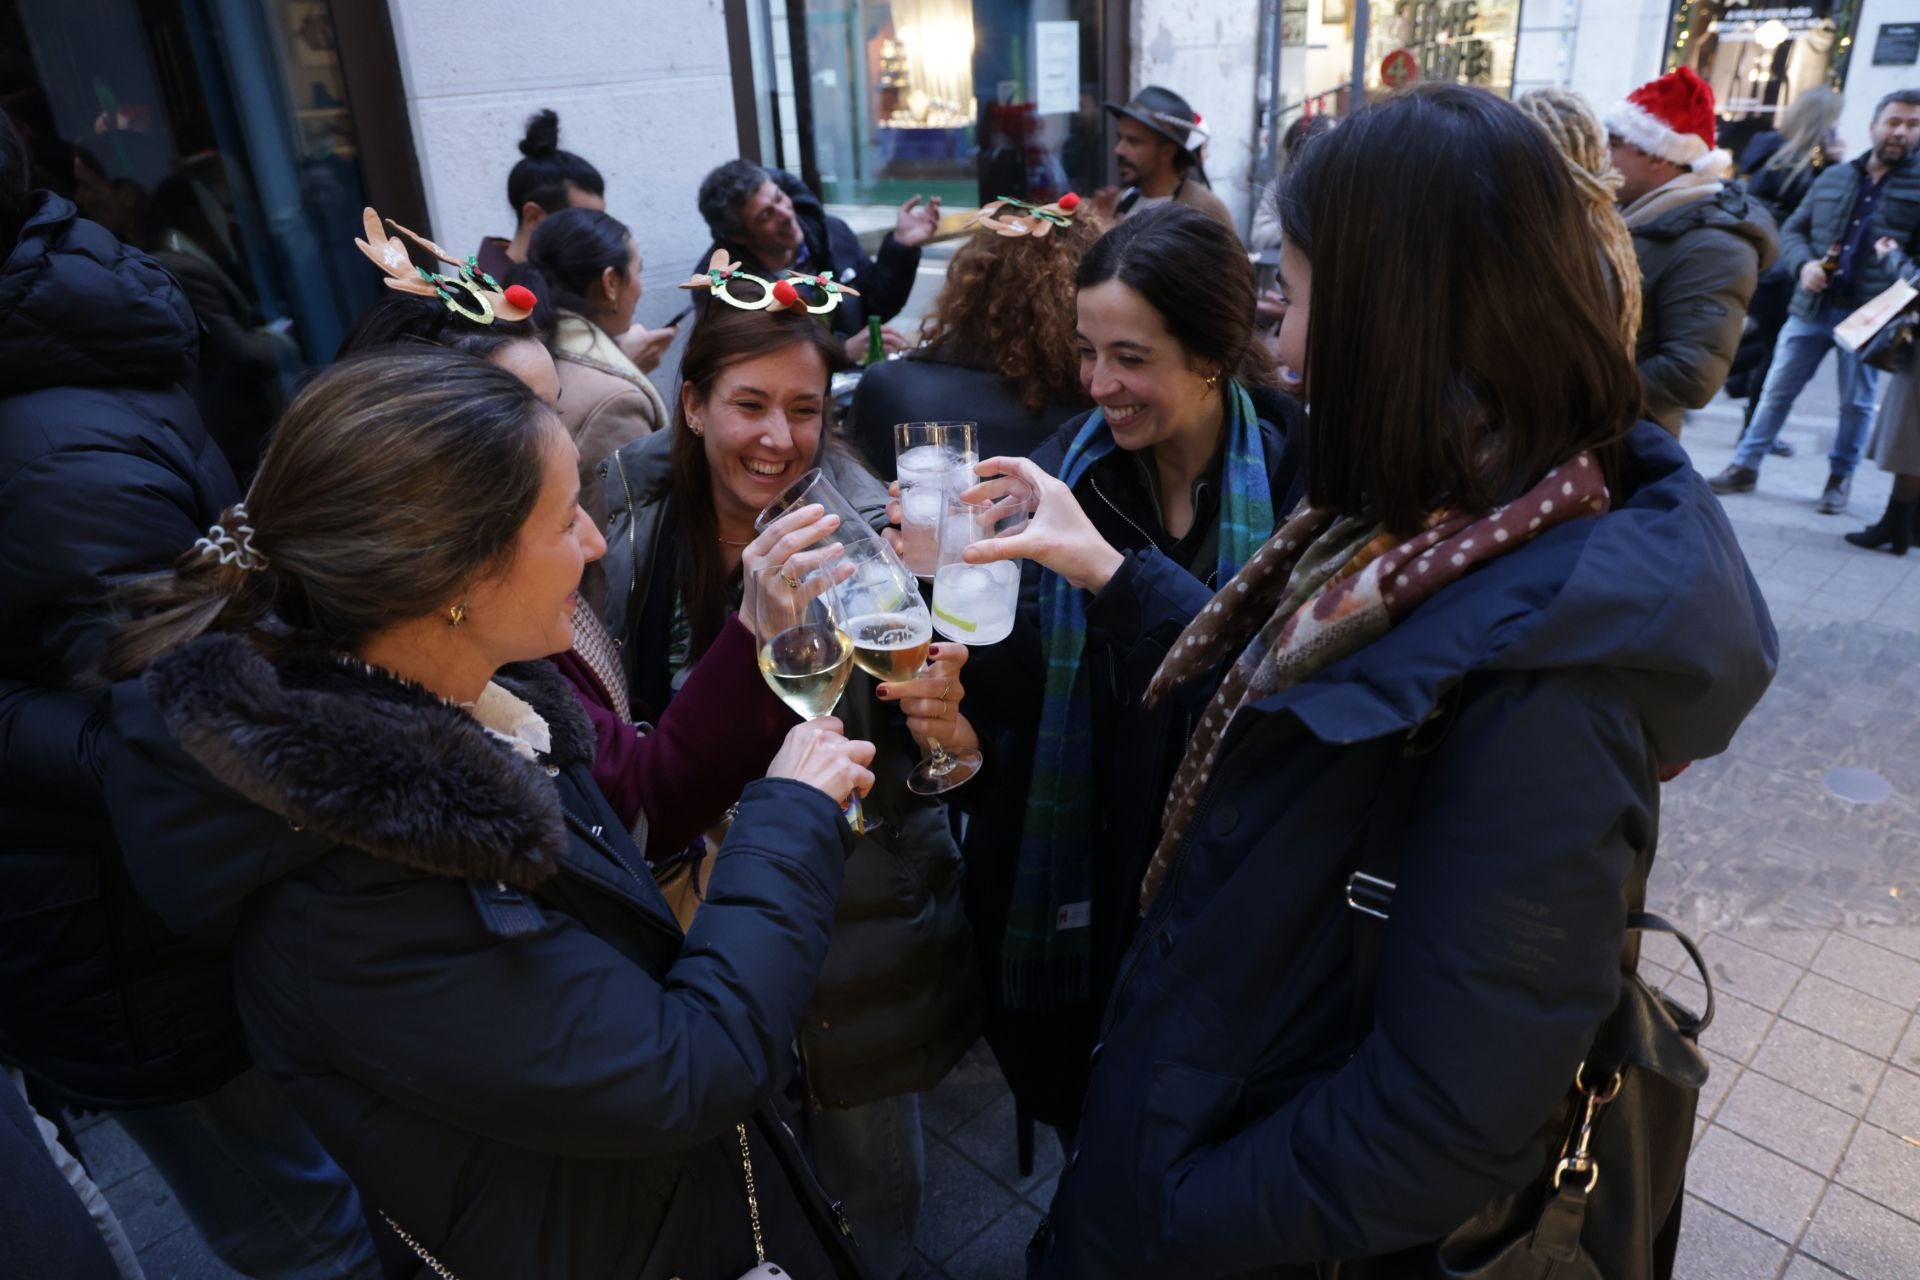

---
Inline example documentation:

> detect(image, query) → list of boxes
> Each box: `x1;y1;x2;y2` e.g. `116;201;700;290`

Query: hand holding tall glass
930;475;1031;646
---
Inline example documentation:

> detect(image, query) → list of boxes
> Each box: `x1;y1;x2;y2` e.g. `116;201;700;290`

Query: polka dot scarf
1138;454;1610;911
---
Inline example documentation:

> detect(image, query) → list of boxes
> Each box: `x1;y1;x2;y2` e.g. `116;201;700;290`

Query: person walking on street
1844;234;1920;555
1709;88;1920;512
1096;87;1238;236
693;160;938;365
1725;87;1846;456
1606;67;1778;438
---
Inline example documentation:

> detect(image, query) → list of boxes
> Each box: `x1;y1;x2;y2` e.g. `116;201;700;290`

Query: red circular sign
1381;49;1419;90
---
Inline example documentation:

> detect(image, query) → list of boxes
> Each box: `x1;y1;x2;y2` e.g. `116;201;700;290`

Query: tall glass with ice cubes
893;422;977;579
929;477;1030;646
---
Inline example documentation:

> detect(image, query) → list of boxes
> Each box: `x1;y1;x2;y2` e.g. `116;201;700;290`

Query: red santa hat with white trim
1604;67;1733;177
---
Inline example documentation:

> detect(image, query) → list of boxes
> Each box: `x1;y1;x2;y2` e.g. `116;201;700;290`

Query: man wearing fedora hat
1101;86;1238;236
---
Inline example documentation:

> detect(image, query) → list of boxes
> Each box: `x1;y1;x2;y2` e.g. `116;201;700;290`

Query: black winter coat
959;392;1306;1129
693;170;919;338
0;192;243;1108
848;349;1088;480
1027;425;1776;1277
105;637;869;1280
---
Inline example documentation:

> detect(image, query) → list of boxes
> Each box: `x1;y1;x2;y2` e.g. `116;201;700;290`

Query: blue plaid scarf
1004;381;1275;1008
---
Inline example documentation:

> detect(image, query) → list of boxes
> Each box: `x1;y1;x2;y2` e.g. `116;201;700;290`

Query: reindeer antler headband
967;192;1081;238
354;207;537;325
678;249;861;315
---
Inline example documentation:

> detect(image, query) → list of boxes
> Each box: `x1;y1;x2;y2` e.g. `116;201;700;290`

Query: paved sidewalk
80;382;1920;1279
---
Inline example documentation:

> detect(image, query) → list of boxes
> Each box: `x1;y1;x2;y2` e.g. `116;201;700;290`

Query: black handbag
1860;303;1917;375
1328;708;1713;1280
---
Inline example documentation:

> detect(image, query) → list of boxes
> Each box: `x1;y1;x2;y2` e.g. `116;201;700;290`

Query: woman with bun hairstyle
100;348;875;1280
475;108;605;282
518;206;670;522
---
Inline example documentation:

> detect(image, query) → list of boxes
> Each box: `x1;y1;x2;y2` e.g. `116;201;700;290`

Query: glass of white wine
745;556;877;834
833;537;981;795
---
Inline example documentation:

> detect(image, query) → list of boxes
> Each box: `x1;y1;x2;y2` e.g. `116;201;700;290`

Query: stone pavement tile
1686;1126;1825;1240
1716;926;1831;968
1750;1021;1883;1114
1782;1255;1848;1280
137;1224;238;1280
1702;932;1811;1012
108;1164;194;1251
1713;1071;1857;1175
949;1093;1065;1198
1673;1196;1790;1280
942;1206;1044;1280
71;1116;150;1191
1699;1048;1741;1120
1780;972;1911;1058
1812;933;1920;1009
1866;1066;1920;1138
915;1137;1022;1265
923;1041;1010;1141
1848;926;1920;962
1834;1123;1920;1219
1801;1185;1920;1280
1899;1019;1920;1076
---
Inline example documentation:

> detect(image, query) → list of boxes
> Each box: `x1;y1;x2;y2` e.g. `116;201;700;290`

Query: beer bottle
867;316;885;366
1820;243;1843;275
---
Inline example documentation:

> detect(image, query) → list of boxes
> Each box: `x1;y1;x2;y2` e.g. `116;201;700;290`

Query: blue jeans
807;1093;925;1279
115;1069;379;1279
1733;303;1879;474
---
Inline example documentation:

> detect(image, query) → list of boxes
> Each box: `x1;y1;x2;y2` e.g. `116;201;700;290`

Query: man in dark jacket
1710;88;1920;512
694;161;937;362
1605;68;1779;438
0;117;378;1278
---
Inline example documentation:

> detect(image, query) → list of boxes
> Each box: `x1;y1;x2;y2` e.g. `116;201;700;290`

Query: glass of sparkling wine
745;556;876;834
834;538;981;794
894;422;977;579
930;478;1030;647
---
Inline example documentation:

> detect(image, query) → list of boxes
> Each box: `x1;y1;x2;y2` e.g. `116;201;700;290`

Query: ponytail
102;505;278;680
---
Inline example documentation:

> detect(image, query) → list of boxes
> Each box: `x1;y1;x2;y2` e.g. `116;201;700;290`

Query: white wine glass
833;537;981;795
745;555;879;834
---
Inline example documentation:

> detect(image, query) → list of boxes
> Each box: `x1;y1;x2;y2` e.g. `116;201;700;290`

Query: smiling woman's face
1075;279;1220;454
687;342;830;530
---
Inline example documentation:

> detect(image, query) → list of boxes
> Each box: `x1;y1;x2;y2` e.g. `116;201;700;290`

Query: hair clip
193;503;269;572
354;207;536;324
967;193;1080;238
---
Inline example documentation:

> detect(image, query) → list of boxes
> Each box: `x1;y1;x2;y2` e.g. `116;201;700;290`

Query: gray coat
1630;182;1779;434
1782;153;1920;319
597;431;983;1110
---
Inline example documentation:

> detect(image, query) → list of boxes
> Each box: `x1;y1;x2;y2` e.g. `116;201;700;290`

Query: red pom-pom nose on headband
503;284;537;311
1057;192;1080;211
771;279;802;309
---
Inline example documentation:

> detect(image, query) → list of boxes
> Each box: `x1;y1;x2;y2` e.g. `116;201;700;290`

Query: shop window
1667;0;1858;160
3;0;389;478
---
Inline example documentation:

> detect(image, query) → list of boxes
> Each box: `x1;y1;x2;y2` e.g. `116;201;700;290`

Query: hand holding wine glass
877;643;978;762
764;716;876;809
738;503;841;633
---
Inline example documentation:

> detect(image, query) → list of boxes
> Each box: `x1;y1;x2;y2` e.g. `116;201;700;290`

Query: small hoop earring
1204;372;1221;390
447;601;469;628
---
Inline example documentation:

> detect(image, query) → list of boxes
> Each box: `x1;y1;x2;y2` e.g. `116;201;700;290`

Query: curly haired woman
850;203;1101;476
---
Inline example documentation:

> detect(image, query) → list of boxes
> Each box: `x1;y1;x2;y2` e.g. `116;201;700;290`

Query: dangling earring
447;601;469;628
1204;371;1221;391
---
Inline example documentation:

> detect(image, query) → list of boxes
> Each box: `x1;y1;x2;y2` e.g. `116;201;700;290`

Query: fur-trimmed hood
110;634;597;937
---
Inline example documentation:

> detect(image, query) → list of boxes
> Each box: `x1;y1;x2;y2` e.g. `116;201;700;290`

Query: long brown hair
919;215;1101;412
104;350;553;677
1277;85;1639;536
670;306;850;659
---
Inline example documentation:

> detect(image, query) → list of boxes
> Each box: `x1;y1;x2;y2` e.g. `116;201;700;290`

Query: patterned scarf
1004;381;1274;1008
1139;454;1611;910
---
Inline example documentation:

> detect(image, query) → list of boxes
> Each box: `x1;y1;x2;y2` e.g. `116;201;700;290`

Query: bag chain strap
738;1121;766;1264
376;1124;767;1276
